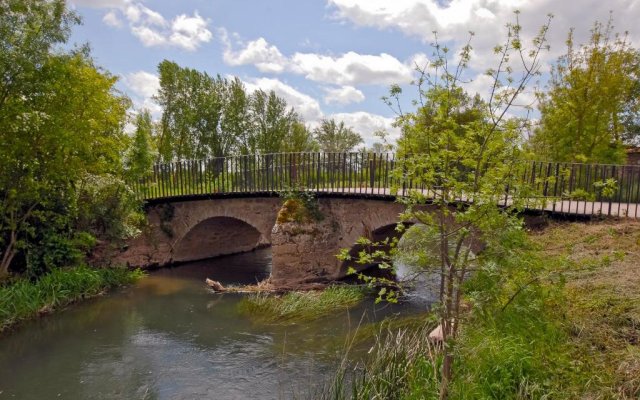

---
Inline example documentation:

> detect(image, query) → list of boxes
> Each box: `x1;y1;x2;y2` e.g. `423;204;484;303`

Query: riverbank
320;219;640;398
0;266;144;333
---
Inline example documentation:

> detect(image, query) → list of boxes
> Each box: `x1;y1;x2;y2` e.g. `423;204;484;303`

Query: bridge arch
172;216;265;263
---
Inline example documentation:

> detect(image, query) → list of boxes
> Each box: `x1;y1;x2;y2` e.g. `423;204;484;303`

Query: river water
0;249;426;400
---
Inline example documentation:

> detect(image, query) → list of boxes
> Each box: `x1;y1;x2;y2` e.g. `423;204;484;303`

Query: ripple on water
0;248;425;399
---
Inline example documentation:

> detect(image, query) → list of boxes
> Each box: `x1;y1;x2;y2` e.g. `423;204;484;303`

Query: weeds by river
314;220;640;399
238;285;366;322
0;266;144;333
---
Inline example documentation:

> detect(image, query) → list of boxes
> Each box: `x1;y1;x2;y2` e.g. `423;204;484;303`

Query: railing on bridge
129;152;640;219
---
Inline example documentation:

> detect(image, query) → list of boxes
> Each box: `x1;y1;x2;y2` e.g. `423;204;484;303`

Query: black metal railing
129;153;640;219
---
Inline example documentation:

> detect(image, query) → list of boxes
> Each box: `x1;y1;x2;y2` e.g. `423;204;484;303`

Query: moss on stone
276;198;315;224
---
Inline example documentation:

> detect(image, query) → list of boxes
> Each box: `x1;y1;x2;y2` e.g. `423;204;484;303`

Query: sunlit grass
238;285;366;322
0;266;144;332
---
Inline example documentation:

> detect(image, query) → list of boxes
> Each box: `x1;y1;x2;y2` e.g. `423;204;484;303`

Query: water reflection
0;248;423;400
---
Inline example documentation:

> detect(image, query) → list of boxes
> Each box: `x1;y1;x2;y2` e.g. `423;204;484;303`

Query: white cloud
291;51;414;86
131;25;167;47
221;33;417;86
221;32;288;73
123;71;160;99
102;10;122;27
327;0;640;88
70;0;127;8
122;71;162;117
169;13;213;51
323;85;365;105
328;111;400;146
83;0;212;51
244;77;324;121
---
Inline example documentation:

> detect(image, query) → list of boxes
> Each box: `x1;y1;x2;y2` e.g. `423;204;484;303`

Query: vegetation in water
0;266;144;333
238;285;365;322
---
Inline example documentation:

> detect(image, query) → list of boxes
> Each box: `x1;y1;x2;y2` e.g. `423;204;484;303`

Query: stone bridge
118;195;424;285
120;152;640;284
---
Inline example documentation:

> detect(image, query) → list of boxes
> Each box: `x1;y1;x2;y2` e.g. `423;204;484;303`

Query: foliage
155;60;315;161
319;323;441;400
0;1;131;277
281;121;319;153
529;18;640;164
126;109;157;181
314;119;363;153
326;224;612;399
237;285;365;322
0;265;144;332
340;13;552;398
74;173;145;242
277;186;323;223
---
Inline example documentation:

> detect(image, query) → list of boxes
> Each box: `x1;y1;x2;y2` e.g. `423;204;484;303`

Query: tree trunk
0;232;17;276
439;350;453;400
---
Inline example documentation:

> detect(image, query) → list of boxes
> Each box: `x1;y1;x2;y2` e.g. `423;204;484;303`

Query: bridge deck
131;153;640;219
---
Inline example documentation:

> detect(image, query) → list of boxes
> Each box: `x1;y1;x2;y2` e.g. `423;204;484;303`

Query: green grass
0;266;144;332
317;221;640;399
238;285;366;322
318;323;441;400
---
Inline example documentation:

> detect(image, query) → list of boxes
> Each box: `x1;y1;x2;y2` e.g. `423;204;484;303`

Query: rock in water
206;278;226;292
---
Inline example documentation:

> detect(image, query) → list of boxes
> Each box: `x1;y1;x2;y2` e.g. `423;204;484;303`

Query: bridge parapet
131;153;640;219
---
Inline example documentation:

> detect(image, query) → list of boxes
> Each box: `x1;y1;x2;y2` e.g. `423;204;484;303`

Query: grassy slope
530;220;640;398
319;220;640;399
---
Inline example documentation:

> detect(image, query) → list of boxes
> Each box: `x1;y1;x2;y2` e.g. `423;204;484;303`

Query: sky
67;0;640;145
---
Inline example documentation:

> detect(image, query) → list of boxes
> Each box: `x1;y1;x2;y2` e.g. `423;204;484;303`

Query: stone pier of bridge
116;196;429;285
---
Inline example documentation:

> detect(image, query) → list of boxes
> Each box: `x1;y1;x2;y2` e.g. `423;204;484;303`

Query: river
0;248;427;399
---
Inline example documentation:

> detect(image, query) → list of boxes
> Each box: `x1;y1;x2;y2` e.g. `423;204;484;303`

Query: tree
0;1;131;277
342;14;552;398
155;62;305;159
247;89;298;154
529;18;640;164
221;77;250;154
126;109;156;180
281;121;318;153
155;60;231;161
314;119;363;152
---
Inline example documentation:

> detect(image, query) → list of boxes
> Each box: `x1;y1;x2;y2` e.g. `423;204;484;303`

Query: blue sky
68;0;640;145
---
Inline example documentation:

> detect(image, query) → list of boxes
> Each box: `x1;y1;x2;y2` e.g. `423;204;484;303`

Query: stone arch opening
340;222;414;277
172;216;265;264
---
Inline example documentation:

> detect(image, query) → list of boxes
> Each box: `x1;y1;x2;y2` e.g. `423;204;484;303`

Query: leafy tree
314;118;363;152
342;14;552;398
156;60;230;161
221;77;251;154
0;1;131;277
247;89;299;154
529;18;640;163
155;62;305;159
395;88;485;156
281;121;318;153
126;109;156;180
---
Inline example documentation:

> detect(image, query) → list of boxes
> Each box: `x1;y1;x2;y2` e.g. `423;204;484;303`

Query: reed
0;266;144;332
238;285;366;322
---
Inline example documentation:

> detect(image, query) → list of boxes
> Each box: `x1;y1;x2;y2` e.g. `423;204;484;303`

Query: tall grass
318;323;441;400
0;266;144;332
238;285;365;322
